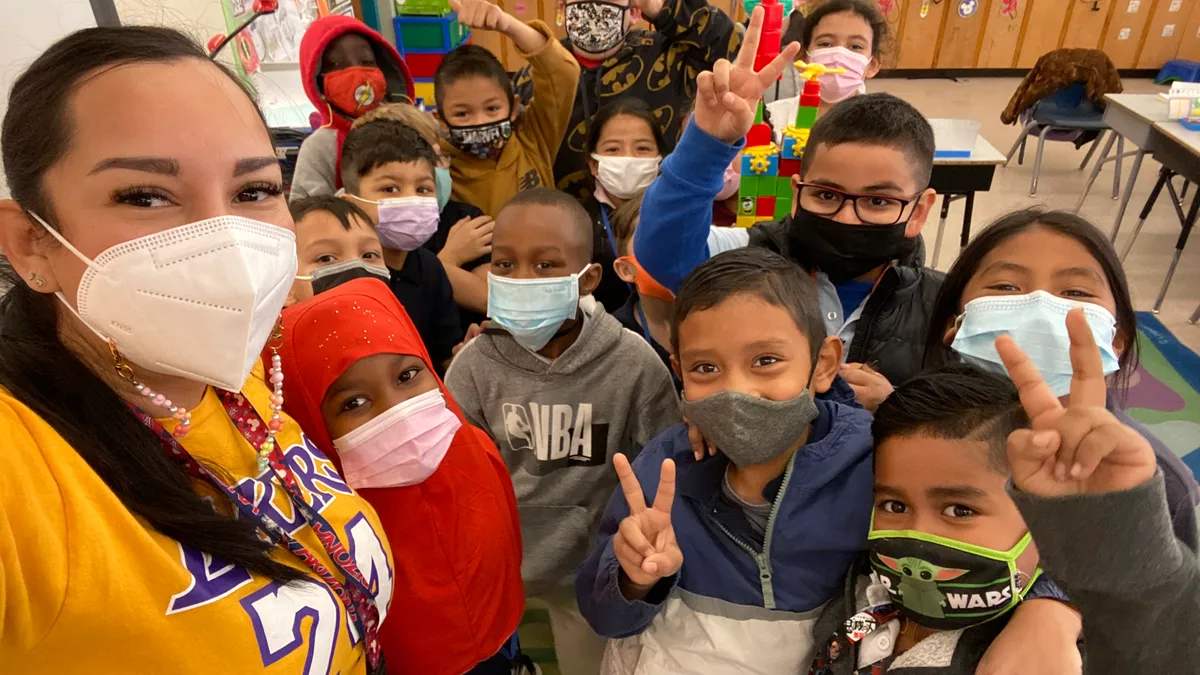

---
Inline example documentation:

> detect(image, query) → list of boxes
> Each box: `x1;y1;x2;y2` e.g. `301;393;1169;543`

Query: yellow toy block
735;215;759;228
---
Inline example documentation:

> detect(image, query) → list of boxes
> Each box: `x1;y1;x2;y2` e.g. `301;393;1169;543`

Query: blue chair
1003;82;1112;196
1156;59;1200;85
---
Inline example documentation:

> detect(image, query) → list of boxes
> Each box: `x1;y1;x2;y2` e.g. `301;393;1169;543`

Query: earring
29;272;46;288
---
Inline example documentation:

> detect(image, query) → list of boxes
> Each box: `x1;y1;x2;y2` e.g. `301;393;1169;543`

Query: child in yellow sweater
437;0;580;217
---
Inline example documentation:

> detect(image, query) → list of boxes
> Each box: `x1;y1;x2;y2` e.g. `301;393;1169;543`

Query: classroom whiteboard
0;1;97;198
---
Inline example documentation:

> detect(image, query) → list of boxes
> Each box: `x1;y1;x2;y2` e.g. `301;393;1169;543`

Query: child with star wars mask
806;365;1064;675
292;15;415;200
445;187;678;675
433;0;581;218
512;0;740;201
339;117;464;370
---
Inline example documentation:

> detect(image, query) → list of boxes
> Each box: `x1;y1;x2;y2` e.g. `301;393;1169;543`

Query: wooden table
927;134;1008;269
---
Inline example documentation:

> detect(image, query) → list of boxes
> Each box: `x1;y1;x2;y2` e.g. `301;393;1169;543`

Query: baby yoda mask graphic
867;526;1041;631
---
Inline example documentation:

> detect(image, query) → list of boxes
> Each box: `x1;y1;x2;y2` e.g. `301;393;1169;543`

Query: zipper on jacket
708;450;799;610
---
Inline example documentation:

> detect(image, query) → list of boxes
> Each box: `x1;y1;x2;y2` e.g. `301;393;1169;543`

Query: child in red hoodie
273;277;527;674
292;15;415;200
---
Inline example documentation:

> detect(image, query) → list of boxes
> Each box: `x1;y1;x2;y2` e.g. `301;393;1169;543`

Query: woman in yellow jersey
0;26;394;673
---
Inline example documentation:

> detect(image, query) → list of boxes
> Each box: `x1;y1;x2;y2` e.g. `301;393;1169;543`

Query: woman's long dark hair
0;26;301;582
586;96;669;157
923;208;1140;392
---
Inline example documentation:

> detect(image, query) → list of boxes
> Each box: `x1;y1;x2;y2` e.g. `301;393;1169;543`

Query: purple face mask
372;196;440;250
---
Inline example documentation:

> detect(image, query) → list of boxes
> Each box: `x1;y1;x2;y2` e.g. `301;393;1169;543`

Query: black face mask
786;208;918;283
309;259;392;296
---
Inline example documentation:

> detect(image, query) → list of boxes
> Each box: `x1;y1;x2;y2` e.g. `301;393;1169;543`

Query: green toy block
774;196;792;219
753;101;764;125
793;106;818;129
739;179;758;199
776;176;793;198
737;195;757;216
395;0;452;16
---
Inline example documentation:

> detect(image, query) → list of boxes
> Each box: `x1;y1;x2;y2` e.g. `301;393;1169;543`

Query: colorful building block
405;52;447;79
746;122;773;148
755;196;776;216
394;12;470;54
778;157;801;178
776;175;794;197
413;78;436;107
741;152;778;176
738;196;756;216
794;105;818;129
774;196;792;219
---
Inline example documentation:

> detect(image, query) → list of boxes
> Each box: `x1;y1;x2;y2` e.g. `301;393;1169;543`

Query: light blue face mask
950;290;1121;396
487;266;593;352
435;166;452;212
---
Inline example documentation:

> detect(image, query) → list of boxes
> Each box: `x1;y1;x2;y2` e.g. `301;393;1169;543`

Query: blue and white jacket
576;379;875;674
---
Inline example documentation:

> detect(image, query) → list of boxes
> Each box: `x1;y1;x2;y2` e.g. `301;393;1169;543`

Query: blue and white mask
487;265;593;352
951;290;1121;396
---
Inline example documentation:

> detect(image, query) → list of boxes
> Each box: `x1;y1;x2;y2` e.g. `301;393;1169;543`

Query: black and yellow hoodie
513;0;741;201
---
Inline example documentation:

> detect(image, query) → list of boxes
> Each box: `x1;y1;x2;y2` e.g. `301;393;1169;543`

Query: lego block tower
735;8;844;228
394;0;473;110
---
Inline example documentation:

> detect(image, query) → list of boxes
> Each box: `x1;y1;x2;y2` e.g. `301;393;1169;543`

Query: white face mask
32;213;298;391
592;154;661;200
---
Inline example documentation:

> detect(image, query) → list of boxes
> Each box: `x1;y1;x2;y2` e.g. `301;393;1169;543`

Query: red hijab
271;278;524;673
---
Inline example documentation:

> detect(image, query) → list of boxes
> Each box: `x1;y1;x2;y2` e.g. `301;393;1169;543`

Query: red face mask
322;65;387;116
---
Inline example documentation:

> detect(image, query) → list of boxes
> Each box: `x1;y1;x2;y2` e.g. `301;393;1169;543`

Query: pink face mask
332;389;461;489
806;47;871;104
715;159;741;201
347;195;440;251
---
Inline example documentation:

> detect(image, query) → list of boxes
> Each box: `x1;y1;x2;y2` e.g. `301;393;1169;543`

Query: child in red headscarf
272;277;527;675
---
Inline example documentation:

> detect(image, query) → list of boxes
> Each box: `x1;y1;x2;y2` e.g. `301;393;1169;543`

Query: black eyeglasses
795;183;921;226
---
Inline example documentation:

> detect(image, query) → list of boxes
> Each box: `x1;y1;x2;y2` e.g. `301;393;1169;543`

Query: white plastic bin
929;118;981;158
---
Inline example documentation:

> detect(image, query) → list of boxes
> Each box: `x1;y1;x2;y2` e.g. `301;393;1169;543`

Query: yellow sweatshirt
0;365;394;673
447;20;581;217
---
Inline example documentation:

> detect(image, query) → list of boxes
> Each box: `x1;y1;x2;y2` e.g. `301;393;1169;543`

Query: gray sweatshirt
445;302;680;596
1009;473;1200;673
289;127;339;202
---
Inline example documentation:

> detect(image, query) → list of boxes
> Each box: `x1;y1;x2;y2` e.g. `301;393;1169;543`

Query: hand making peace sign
612;453;683;598
693;6;802;144
998;308;1157;497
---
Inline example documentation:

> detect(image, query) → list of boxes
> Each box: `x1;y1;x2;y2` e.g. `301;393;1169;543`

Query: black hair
872;364;1030;473
672;248;825;360
290;195;375;231
923;208;1139;392
586;97;669;156
434;44;513;113
497;188;595;262
781;10;806;50
803;93;935;188
0;26;301;583
340;118;437;194
801;0;888;57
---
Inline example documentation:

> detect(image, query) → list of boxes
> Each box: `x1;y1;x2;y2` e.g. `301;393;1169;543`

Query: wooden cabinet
1176;0;1200;58
937;0;993;67
977;0;1027;66
1138;0;1192;66
896;0;950;68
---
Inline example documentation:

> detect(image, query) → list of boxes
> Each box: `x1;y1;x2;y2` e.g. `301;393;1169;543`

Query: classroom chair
1003;82;1112;196
1118;164;1197;312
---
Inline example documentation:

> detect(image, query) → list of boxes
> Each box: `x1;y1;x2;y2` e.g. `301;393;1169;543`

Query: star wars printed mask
565;1;630;54
867;525;1041;631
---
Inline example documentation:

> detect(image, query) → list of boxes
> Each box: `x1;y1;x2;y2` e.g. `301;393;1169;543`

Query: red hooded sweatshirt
271;278;524;673
299;16;415;187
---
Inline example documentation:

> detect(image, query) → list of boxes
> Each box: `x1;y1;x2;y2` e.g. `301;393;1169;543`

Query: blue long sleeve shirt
633;121;744;295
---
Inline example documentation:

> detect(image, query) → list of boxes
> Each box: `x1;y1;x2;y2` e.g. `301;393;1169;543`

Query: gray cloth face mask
679;388;819;468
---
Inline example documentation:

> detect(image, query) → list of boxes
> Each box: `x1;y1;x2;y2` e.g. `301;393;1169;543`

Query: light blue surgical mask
435;166;452;212
951;290;1121;396
487;265;593;352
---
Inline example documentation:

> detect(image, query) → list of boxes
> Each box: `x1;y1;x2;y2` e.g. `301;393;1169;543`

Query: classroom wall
0;0;97;198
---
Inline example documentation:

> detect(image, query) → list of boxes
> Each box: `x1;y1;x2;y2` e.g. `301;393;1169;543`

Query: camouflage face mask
867;524;1041;631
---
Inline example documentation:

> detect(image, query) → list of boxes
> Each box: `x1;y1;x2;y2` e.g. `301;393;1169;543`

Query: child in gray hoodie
445;187;680;675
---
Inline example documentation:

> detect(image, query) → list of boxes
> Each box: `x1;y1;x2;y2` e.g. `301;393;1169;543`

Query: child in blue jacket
576;247;876;673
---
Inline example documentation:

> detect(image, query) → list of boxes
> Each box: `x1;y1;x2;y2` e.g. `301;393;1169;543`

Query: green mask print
867;525;1041;631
